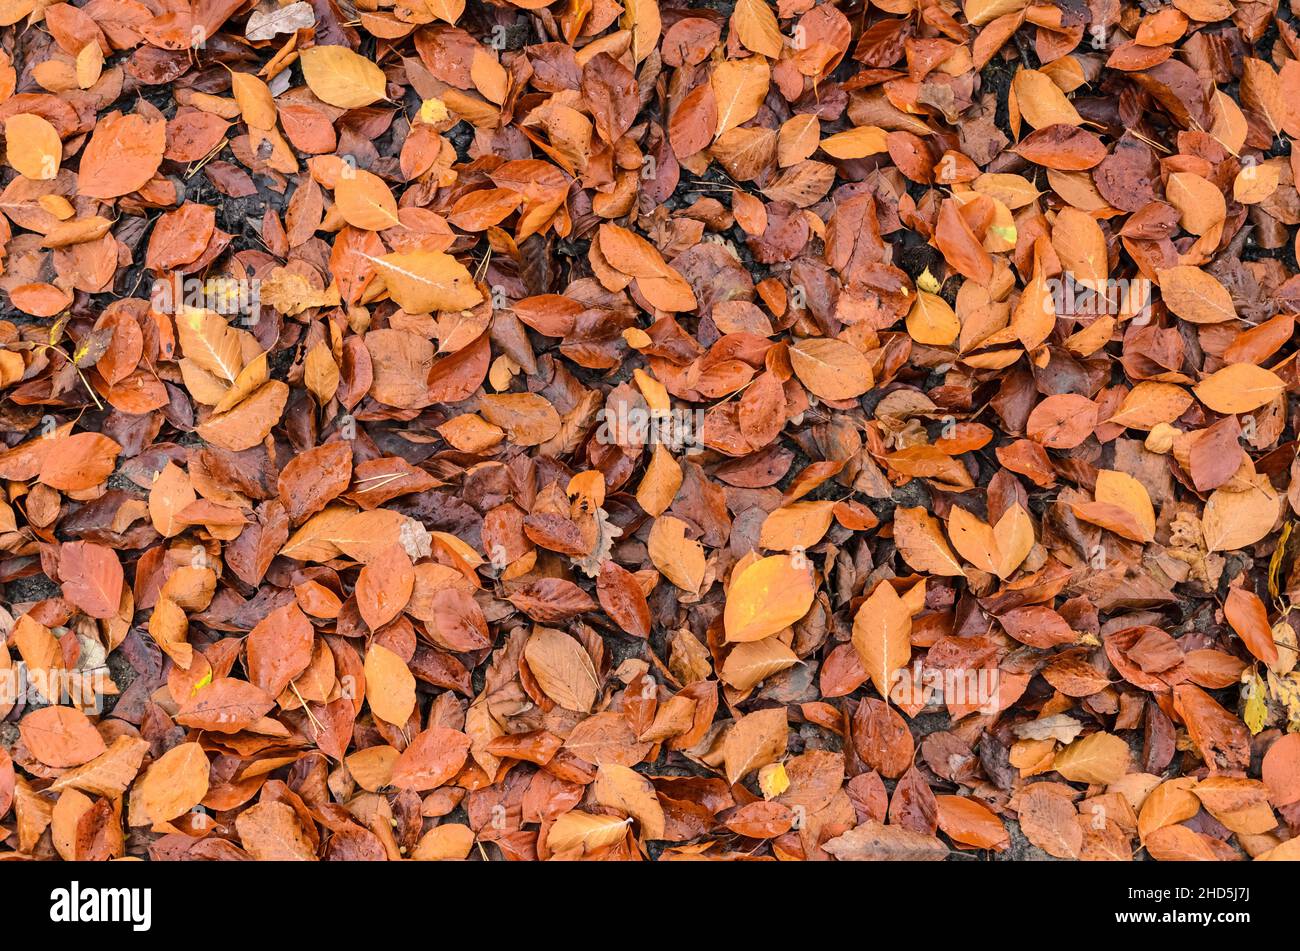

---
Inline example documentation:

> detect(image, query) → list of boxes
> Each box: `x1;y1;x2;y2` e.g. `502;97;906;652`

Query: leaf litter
0;0;1298;863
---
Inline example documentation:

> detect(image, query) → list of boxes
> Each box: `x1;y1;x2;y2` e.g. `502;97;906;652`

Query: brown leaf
1224;586;1278;666
724;554;816;642
524;626;600;712
823;821;948;861
176;678;277;733
57;541;122;619
596;560;651;638
235;800;318;860
20;706;106;769
77;113;165;199
391;726;471;791
247;602;315;697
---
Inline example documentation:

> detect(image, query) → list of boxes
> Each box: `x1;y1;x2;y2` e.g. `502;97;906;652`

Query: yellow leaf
299;45;387;109
418;97;450;124
1095;469;1155;543
732;0;784;59
1051;732;1130;784
334;168;400;231
906;290;960;346
723;554;815;642
1193;363;1284;414
369;249;483;313
820;125;888;159
192;667;213;696
851;581;911;700
4;113;61;180
1012;68;1082;129
947;505;999;575
758;761;790;799
548;810;632;854
916;267;942;293
1244;674;1268;735
711;58;770;139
